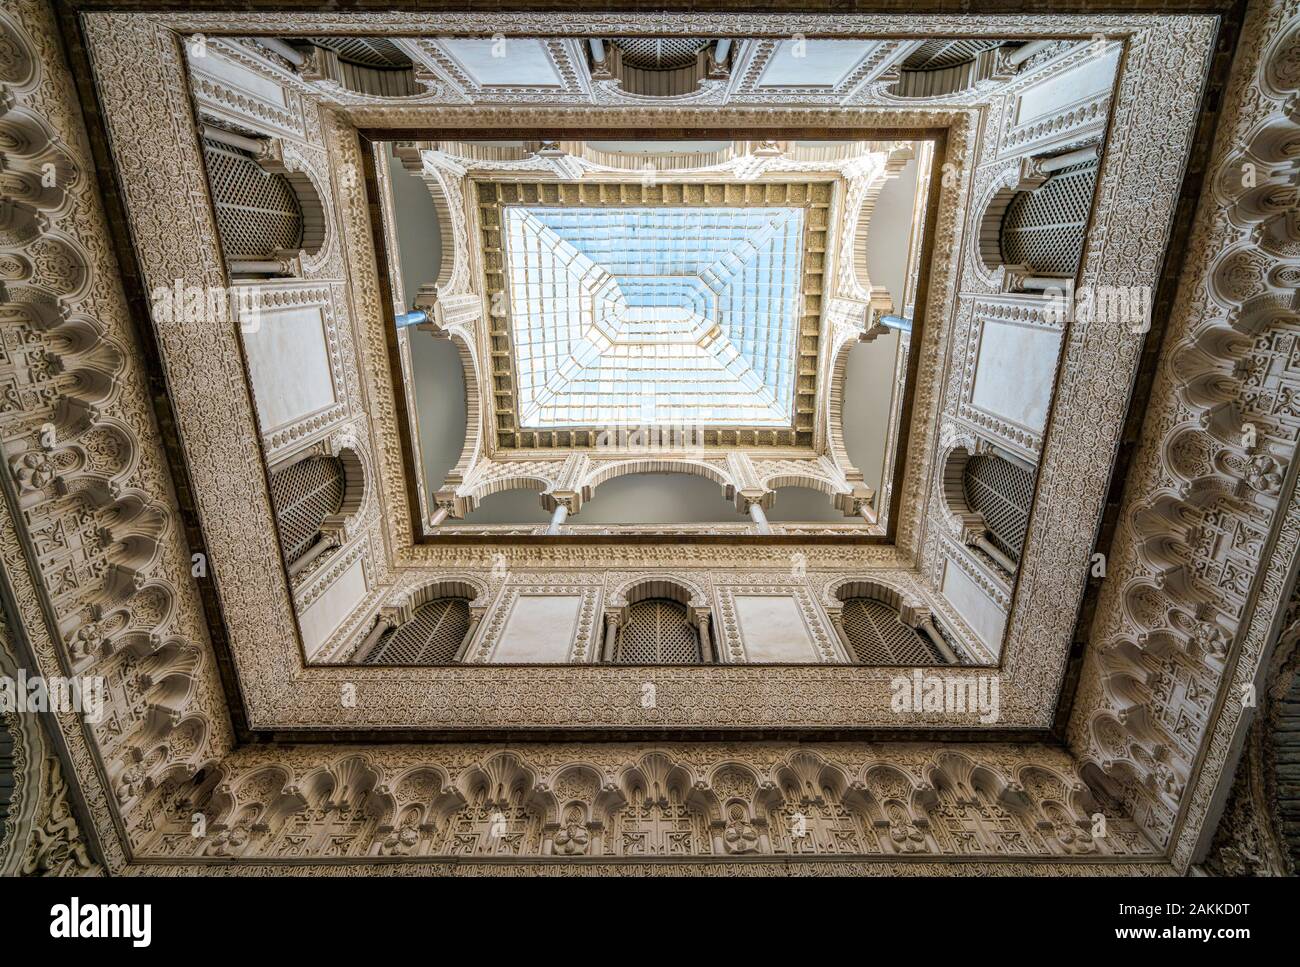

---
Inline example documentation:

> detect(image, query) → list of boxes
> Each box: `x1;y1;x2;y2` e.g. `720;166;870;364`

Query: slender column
973;534;1017;574
394;309;430;328
697;614;714;663
602;613;620;662
919;619;959;664
1038;144;1101;173
260;37;308;68
352;617;394;663
201;124;266;154
714;39;732;62
1007;39;1053;67
229;258;292;275
454;610;484;662
588;38;606;62
288;537;332;577
747;501;771;535
1019;275;1071;291
878;314;912;333
547;503;569;535
858;503;879;525
429;506;450;527
828;611;855;660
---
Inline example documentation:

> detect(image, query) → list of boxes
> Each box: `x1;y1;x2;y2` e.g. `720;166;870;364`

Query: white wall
940;559;1007;659
733;595;820;662
491;595;583;662
298;557;367;660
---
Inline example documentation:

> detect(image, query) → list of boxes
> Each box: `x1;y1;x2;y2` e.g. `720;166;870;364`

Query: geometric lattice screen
268;456;345;565
611;37;710;68
999;163;1098;277
840;598;942;664
366;598;471;665
902;38;1003;70
201;138;303;261
305;36;410;67
963;454;1035;561
614;599;702;664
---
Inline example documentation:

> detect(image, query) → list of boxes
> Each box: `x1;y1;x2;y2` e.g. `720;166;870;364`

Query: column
697;613;714;663
352;617;394;663
260;37;308;68
1006;39;1053;67
229;258;294;276
1037;145;1101;173
918;618;959;664
201;125;267;155
429;506;450;527
395;309;431;328
547;503;569;535
878;314;912;333
828;610;855;660
454;609;484;662
973;534;1017;574
1017;274;1072;292
288;536;332;577
747;501;771;535
602;613;620;662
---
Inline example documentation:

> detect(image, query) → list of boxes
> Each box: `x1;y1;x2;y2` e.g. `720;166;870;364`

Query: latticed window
269;456;344;565
611;38;710;69
1000;163;1098;277
840;598;941;664
201;138;303;260
615;599;702;664
963;454;1034;561
305;36;410;68
902;39;1003;70
367;598;470;665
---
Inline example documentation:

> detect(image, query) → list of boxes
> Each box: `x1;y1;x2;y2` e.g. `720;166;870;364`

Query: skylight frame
476;178;833;450
501;203;807;431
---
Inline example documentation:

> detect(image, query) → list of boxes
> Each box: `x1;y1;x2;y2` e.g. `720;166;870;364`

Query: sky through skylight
504;205;805;428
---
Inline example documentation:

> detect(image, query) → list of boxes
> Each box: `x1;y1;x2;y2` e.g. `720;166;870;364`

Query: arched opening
269;455;345;570
291;37;420;96
1000;162;1098;279
364;597;472;665
201;137;303;269
614;597;703;664
840;596;943;664
962;454;1034;562
892;40;1007;97
765;486;845;522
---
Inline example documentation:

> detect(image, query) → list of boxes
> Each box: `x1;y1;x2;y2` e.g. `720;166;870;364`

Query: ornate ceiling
0;0;1295;880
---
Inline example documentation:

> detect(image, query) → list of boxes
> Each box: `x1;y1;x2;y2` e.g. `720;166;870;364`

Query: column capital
837;484;876;518
733;487;773;515
433;488;470;520
542;489;583;515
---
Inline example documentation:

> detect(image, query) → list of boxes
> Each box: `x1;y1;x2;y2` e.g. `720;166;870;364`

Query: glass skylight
503;205;805;428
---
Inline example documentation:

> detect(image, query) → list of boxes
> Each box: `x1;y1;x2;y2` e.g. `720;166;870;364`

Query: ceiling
504;204;805;429
388;141;919;525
